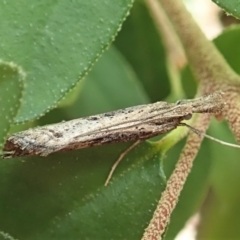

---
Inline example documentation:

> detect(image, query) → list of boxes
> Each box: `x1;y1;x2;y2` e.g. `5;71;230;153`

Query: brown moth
2;91;224;159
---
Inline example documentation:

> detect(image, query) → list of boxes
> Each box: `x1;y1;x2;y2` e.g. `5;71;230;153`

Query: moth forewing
2;91;225;158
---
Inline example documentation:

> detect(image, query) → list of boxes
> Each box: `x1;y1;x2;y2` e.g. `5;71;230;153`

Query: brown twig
142;113;211;240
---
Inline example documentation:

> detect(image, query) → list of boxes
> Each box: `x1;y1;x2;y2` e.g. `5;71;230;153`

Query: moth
2;91;225;159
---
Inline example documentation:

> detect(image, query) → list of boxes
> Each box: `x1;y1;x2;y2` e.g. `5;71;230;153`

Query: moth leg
104;140;142;186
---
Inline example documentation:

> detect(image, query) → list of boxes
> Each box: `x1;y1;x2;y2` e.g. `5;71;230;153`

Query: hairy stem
159;0;240;86
142;114;211;240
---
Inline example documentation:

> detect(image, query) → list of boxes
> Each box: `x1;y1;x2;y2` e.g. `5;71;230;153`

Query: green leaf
212;0;240;19
0;61;24;146
0;141;166;240
213;25;240;75
114;0;170;102
68;45;150;115
0;61;23;239
40;144;166;240
0;46;167;239
0;0;134;123
197;120;240;239
38;46;150;125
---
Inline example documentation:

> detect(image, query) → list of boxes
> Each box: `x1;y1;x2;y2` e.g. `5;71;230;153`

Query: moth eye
184;113;192;120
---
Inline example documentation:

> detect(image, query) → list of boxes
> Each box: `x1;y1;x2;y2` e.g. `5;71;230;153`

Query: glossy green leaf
212;0;240;19
0;61;24;146
0;0;133;123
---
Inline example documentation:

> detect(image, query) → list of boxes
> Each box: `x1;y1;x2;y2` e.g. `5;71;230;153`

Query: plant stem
159;0;239;86
142;113;211;240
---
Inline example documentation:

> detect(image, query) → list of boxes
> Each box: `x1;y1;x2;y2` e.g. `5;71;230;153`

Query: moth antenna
181;123;240;149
